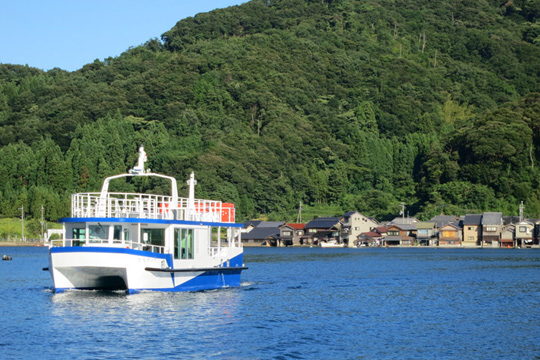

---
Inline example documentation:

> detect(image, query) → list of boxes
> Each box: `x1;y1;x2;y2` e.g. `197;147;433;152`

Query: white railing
71;192;234;222
50;238;165;253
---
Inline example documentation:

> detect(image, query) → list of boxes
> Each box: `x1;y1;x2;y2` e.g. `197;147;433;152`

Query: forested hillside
1;0;540;224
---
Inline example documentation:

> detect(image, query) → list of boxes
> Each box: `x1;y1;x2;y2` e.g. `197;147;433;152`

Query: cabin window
418;229;428;235
72;228;86;240
297;230;304;236
141;229;165;250
485;226;497;232
174;229;194;260
113;226;122;241
282;231;292;236
388;231;399;236
89;225;109;241
519;226;528;232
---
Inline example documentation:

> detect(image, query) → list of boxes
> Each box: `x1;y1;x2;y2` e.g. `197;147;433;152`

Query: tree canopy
1;0;540;222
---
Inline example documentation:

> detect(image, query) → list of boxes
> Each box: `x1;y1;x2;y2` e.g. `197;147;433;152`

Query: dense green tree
1;0;540;220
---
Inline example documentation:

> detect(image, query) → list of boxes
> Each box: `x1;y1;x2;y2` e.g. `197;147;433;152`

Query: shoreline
0;242;44;247
2;242;537;249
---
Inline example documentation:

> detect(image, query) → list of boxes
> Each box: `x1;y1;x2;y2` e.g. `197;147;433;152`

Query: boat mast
97;146;179;216
186;172;197;219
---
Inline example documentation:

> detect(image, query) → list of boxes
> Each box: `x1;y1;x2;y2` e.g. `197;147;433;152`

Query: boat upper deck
67;146;235;224
71;192;235;223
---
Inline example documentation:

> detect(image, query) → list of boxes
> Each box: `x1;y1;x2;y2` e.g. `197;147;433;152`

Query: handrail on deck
50;238;165;254
70;192;233;222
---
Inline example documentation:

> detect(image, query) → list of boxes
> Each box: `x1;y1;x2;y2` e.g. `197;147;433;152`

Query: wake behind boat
46;146;246;293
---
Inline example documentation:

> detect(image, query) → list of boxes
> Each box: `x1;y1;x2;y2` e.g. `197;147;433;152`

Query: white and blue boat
47;146;246;293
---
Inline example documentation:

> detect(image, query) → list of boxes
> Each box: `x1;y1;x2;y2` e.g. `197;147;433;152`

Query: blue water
1;247;539;359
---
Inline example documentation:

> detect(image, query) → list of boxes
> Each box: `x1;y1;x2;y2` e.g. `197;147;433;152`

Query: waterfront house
242;221;284;246
374;226;388;238
357;231;383;247
438;223;462;246
281;223;305;246
416;221;436;246
340;211;379;246
481;212;503;247
462;214;483;247
303;217;342;245
279;224;295;246
500;224;515;248
384;224;416;246
515;220;535;247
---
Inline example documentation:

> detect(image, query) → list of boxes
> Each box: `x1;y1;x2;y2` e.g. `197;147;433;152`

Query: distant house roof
375;226;388;234
416;221;435;229
389;224;417;231
343;211;358;217
482;212;503;225
503;216;520;225
241;221;285;240
243;220;262;229
360;231;381;238
256;221;285;228
390;217;418;225
286;223;305;230
242;222;284;240
463;214;482;226
430;215;458;228
440;223;461;231
502;216;537;225
305;217;342;229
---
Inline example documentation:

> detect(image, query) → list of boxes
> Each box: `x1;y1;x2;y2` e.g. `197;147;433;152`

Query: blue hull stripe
58;217;243;228
50;246;173;267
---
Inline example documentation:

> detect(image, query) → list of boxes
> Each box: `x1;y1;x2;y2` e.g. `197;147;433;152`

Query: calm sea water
0;246;539;359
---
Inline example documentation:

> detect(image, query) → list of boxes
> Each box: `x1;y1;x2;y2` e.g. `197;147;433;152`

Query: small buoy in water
2;255;12;261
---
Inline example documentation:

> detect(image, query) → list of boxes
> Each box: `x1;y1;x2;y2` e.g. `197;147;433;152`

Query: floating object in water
2;255;12;261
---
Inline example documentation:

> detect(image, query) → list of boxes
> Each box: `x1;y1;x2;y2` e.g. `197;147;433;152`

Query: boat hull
49;247;245;293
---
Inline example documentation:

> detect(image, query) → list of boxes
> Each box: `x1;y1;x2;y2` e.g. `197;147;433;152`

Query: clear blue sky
0;0;247;72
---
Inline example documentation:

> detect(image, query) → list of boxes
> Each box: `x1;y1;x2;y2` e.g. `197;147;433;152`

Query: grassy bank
0;218;61;242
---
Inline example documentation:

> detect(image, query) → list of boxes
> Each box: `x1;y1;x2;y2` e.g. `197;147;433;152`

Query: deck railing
71;192;233;222
51;238;165;253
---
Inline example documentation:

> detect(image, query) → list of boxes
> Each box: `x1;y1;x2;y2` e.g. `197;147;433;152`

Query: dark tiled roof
431;215;458;228
305;217;342;229
463;214;482;225
243;220;262;228
482;212;502;225
242;226;281;240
